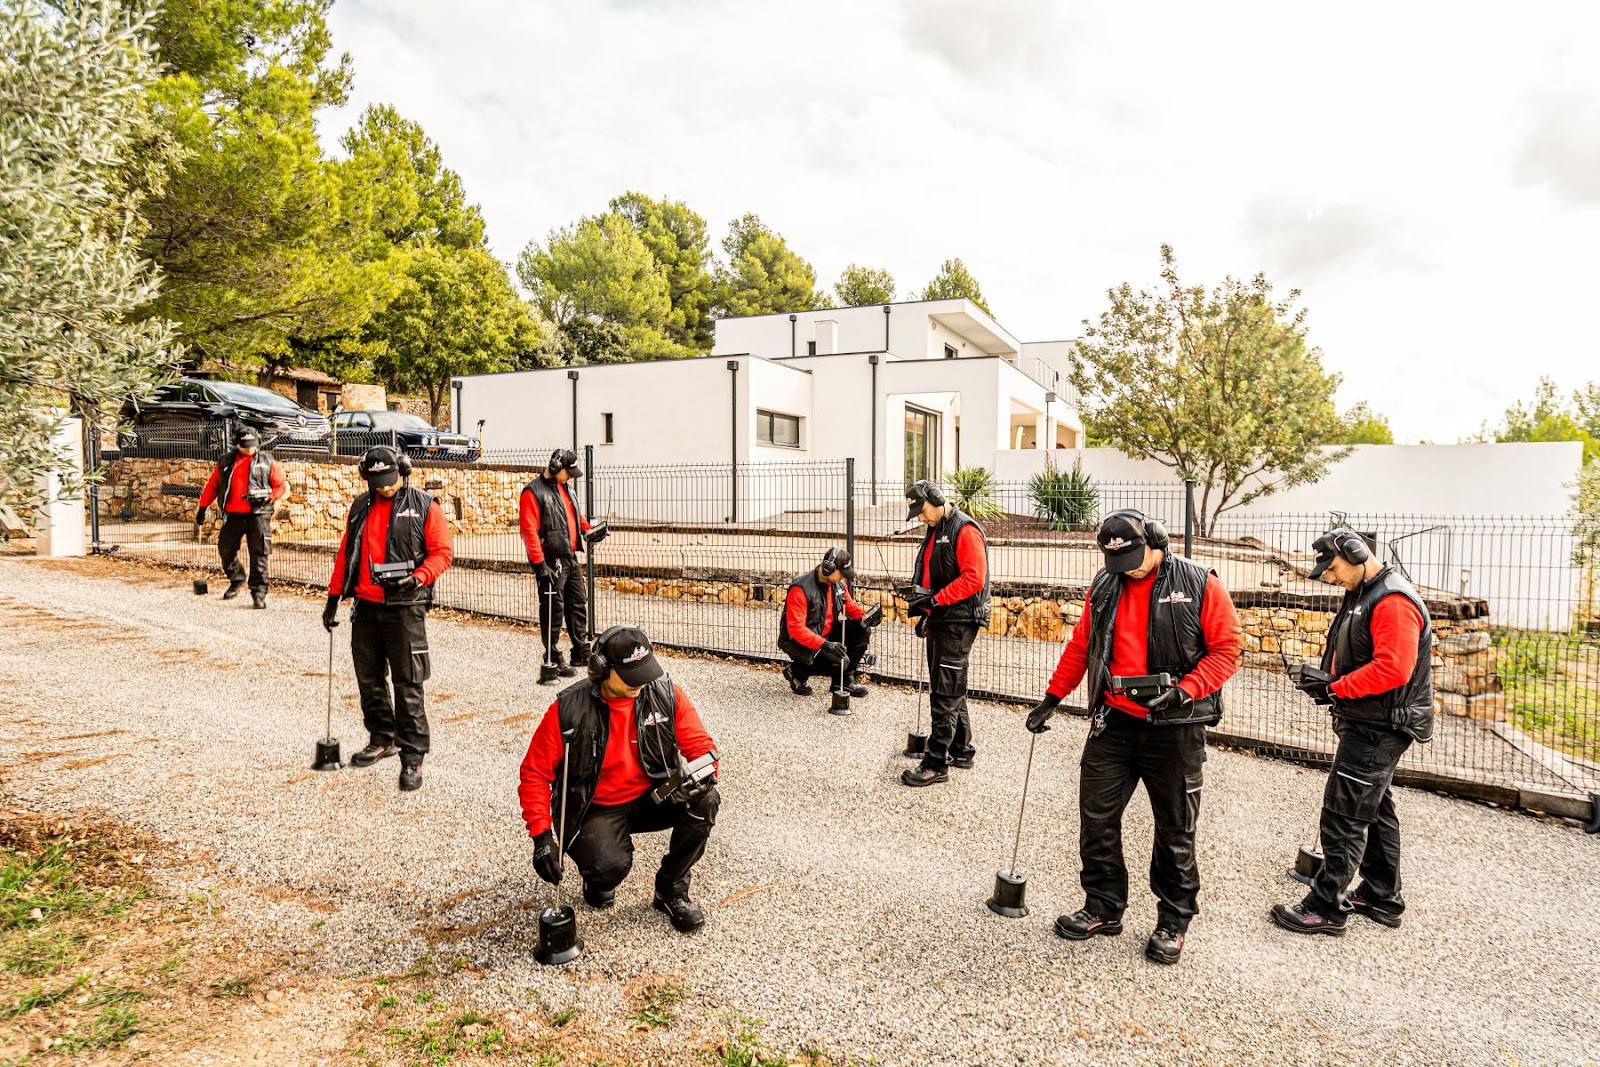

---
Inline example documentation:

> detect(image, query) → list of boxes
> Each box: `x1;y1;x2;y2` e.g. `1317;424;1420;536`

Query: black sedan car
332;410;481;462
119;378;332;455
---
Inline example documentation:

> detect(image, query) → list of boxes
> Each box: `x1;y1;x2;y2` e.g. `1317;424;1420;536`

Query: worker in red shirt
778;547;882;698
194;429;285;609
520;449;606;676
518;625;719;933
900;480;990;787
1272;528;1433;937
1025;510;1241;965
322;446;453;792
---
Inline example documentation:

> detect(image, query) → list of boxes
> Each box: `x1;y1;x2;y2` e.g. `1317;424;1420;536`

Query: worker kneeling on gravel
1270;528;1433;937
194;429;285;609
1025;510;1241;965
323;446;454;792
518;625;720;933
779;547;881;698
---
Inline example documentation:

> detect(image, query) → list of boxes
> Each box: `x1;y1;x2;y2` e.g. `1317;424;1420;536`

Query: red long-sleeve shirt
326;494;454;603
1329;596;1424;699
784;578;866;649
518;481;590;564
517;684;718;838
919;523;988;606
1047;569;1242;719
197;456;286;513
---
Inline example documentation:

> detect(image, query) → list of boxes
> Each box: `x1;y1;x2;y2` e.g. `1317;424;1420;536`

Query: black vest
778;568;847;663
1085;553;1220;726
912;507;991;627
550;676;681;850
213;451;276;514
524;475;583;561
1320;567;1435;742
339;486;437;607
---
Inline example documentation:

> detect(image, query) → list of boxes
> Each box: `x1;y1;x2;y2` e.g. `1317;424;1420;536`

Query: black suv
332;410;480;462
119;378;332;455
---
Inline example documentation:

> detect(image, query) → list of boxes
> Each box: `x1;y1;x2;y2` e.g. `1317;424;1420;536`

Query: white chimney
813;319;838;355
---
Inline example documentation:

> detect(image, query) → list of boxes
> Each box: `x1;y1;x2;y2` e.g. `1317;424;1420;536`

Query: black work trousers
566;787;720;899
787;617;872;686
536;555;589;664
217;512;271;593
1307;719;1412;917
921;620;979;770
1078;711;1207;932
351;601;432;755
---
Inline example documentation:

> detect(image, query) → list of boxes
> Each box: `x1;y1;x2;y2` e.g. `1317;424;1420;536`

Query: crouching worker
518;625;720;933
779;547;882;698
323;446;453;792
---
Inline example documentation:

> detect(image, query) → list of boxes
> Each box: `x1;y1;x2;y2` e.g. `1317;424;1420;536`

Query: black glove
534;561;559;584
907;593;935;619
914;615;929;639
531;830;563;885
817;641;848;664
321;594;340;632
860;603;884;628
386;574;421;595
681;770;718;802
1145;686;1191;714
1295;679;1334;705
1025;694;1061;734
194;506;207;525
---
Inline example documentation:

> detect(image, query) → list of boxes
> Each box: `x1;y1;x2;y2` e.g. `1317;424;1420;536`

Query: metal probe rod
1008;732;1040;876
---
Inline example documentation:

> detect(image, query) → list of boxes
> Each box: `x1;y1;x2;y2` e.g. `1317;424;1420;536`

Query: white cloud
322;0;1600;443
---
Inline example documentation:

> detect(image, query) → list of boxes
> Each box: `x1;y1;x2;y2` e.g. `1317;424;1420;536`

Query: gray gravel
1;557;1597;1067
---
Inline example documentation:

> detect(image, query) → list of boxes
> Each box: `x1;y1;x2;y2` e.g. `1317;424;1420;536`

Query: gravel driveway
1;557;1596;1067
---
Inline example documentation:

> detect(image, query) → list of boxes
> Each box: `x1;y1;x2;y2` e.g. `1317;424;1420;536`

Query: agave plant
945;466;1004;521
1029;458;1099;531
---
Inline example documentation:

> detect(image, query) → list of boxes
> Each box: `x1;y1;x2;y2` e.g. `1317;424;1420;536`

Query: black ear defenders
1105;508;1169;550
360;445;412;479
1331;528;1371;565
821;547;842;575
908;479;946;508
586;623;629;683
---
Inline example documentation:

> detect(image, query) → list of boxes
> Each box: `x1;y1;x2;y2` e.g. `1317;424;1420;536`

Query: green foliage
946;467;1003;520
628;980;688;1030
518;212;684;363
0;0;180;521
611;191;716;352
835;264;895;306
369;246;540;424
341;103;486;251
138;0;399;375
1070;245;1346;535
714;213;830;318
1493;628;1600;763
1486;376;1600;465
56;1004;144;1052
1331;401;1394;445
919;257;991;315
1028;458;1099;530
1575;462;1599;569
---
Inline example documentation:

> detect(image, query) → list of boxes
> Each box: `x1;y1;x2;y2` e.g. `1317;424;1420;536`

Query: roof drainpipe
868;354;879;505
789;313;797;358
566;369;579;450
883;304;890;352
726;359;740;522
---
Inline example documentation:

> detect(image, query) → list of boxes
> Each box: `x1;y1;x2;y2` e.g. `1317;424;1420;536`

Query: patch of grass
549;1007;576;1027
1;926;88;976
86;986;145;1008
709;1016;792;1067
415;990;435;1005
383;1011;506;1065
206;974;254;999
377;994;398;1009
1;975;88;1018
56;1004;143;1052
628;980;687;1030
402;954;435;979
1493;629;1600;762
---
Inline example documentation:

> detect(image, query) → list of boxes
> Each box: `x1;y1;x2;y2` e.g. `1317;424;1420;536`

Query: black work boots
398;753;423;792
841;675;869;698
1270;901;1347;936
350;741;399;767
782;664;812;696
1054;908;1123;941
1145;926;1185;964
251;591;266;609
652;893;705;933
221;581;245;600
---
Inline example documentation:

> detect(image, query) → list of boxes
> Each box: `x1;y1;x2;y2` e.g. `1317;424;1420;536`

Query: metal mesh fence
87;430;1600;810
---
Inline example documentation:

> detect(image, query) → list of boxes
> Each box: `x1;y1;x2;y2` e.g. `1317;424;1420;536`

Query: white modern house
450;299;1084;488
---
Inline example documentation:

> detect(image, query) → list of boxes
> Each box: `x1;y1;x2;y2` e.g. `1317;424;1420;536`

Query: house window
905;405;940;484
943;343;957;359
807;341;817;356
757;410;801;448
602;413;614;444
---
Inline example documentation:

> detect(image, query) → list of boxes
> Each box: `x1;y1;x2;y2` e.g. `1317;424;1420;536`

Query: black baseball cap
1096;512;1149;574
905;481;939;522
548;448;583;478
235;430;260;448
359;446;403;487
1307;531;1343;580
599;625;664;687
822;547;856;582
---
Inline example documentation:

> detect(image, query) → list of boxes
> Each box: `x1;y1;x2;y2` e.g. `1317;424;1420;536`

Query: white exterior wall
747;357;814;455
711;299;1022;363
37;415;85;557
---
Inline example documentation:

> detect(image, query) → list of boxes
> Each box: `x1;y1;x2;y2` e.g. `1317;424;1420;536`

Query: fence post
1183;478;1195;558
86;417;102;554
585;444;597;639
845;457;856;560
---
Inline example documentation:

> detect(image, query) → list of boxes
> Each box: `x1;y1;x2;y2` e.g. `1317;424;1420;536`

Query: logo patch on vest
1351;606;1364;616
396;508;420;519
641;709;668;726
1158;591;1193;604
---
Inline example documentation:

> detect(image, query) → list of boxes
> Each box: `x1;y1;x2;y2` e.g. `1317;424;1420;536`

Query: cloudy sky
321;0;1600;443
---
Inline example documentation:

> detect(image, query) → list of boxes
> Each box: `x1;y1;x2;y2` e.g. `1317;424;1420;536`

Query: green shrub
1028;458;1098;530
945;466;1004;520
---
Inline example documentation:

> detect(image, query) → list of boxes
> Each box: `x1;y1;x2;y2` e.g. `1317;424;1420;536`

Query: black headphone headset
361;445;412;480
908;479;946;509
586;623;631;683
1329;527;1371;565
1104;508;1170;551
548;448;576;475
821;547;843;575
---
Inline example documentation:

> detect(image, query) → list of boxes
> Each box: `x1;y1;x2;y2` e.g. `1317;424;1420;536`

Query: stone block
1436;631;1491;656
